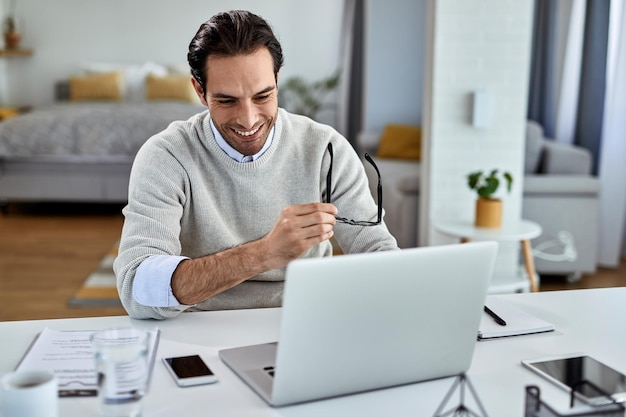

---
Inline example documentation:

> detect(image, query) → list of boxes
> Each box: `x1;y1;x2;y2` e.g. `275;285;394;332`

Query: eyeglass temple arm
364;153;383;221
328;145;382;223
326;143;334;204
364;153;380;178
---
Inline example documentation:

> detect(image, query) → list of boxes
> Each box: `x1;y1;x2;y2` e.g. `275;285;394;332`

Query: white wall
364;0;425;132
1;0;343;108
3;0;428;132
421;0;534;288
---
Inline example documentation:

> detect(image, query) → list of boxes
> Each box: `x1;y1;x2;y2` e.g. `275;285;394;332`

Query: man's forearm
171;238;273;305
171;203;337;305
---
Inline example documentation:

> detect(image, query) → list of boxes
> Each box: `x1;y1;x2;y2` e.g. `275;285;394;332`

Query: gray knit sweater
114;108;398;319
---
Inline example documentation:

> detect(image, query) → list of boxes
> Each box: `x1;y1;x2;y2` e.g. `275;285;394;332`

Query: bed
0;64;205;207
0;101;204;206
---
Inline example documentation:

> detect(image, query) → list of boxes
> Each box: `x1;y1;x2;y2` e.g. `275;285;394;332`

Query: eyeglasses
325;143;382;226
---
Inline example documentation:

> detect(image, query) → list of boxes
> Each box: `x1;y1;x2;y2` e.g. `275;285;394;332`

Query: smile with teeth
234;125;262;137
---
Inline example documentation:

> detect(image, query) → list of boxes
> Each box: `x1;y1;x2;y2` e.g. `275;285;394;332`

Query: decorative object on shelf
279;69;340;121
433;374;489;417
2;0;21;50
0;48;32;57
467;168;513;228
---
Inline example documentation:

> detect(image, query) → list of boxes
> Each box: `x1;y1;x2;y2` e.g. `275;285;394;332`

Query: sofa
358;120;600;278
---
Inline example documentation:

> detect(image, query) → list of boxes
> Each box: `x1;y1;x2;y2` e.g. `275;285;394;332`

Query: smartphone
162;355;218;387
522;353;626;405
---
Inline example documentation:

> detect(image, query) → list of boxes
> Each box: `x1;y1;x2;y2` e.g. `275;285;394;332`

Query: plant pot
475;198;502;228
3;30;20;49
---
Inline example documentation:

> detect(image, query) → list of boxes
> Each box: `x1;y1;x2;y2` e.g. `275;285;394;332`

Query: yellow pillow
376;124;422;160
145;74;196;103
0;107;20;120
69;72;123;101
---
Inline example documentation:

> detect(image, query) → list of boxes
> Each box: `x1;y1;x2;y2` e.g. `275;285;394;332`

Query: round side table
432;219;542;292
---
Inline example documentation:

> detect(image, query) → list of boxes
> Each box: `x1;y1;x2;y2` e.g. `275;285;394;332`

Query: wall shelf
0;49;33;58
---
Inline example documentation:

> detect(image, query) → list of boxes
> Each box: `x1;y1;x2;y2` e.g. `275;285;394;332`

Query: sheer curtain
528;0;626;266
528;0;610;172
598;0;626;265
554;0;585;145
527;0;557;136
337;0;366;152
574;0;610;176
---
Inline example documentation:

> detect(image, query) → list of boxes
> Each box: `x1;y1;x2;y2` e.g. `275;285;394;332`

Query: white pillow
81;61;169;102
167;63;191;76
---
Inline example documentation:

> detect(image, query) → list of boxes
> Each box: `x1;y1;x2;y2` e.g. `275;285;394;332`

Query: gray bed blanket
0;102;205;157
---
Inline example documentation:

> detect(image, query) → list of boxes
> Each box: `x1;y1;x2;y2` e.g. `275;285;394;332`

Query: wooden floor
0;203;127;322
1;202;625;322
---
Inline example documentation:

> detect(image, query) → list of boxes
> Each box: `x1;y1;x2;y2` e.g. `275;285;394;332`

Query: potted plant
279;69;340;121
3;0;20;50
466;169;513;228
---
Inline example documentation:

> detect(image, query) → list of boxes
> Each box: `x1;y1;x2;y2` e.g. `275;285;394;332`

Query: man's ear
191;77;208;106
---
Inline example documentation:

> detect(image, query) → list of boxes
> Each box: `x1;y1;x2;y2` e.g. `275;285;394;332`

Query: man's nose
237;100;257;129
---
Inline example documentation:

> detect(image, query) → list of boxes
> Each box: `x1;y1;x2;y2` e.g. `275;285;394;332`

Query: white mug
0;370;58;417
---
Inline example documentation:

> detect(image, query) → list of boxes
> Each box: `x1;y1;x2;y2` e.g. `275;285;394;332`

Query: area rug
68;242;122;307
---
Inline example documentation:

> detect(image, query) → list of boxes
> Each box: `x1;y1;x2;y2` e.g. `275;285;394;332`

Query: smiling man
114;10;398;320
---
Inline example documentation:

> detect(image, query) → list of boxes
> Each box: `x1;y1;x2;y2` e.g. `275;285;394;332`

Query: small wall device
471;89;490;128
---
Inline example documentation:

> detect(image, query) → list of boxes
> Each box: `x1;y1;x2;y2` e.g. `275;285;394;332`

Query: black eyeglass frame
325;143;382;226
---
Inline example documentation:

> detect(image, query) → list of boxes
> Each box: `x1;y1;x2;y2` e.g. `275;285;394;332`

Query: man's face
193;48;279;156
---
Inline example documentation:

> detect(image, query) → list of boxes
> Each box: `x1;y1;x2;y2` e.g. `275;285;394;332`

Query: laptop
219;241;498;406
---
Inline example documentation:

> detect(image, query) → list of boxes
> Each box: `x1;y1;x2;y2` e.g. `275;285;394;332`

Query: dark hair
188;10;284;96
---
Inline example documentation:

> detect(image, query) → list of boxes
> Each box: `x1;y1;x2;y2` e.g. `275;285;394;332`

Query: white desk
1;288;625;417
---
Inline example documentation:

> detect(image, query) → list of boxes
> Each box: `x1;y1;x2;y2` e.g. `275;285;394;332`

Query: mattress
0;101;204;157
0;101;205;203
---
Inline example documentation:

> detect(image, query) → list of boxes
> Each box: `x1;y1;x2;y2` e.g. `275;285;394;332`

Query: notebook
219;241;498;406
478;296;555;339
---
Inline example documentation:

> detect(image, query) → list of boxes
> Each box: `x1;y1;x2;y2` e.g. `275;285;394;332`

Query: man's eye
255;95;270;102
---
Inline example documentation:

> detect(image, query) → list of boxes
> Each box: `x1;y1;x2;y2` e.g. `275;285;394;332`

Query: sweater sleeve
113;133;194;320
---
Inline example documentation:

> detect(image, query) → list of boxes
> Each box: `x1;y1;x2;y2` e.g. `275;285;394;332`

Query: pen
484;305;506;326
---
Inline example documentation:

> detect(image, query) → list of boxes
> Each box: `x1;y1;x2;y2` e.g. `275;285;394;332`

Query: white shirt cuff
133;255;189;307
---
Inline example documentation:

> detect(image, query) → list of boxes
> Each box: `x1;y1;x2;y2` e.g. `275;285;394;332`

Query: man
114;10;398;320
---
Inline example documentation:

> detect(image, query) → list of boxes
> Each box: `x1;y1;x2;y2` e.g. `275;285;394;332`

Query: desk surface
2;287;625;417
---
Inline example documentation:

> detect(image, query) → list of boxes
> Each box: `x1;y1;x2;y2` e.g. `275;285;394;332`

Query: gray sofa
359;120;600;278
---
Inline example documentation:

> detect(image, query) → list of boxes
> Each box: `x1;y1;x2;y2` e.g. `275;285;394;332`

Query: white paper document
15;327;159;396
478;297;555;340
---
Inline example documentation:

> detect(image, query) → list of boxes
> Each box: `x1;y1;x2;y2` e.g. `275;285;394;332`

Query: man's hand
171;202;337;305
261;202;338;270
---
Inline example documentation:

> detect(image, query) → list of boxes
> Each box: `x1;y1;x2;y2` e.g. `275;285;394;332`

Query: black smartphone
162;355;218;387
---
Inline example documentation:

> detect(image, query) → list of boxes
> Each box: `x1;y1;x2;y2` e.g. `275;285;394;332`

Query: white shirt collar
210;118;274;163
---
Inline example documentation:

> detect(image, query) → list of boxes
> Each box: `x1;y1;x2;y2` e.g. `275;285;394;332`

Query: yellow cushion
69;72;123;101
0;107;20;120
376;124;421;160
145;74;196;103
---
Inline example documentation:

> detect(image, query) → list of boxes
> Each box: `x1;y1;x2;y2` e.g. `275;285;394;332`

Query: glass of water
91;328;149;417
